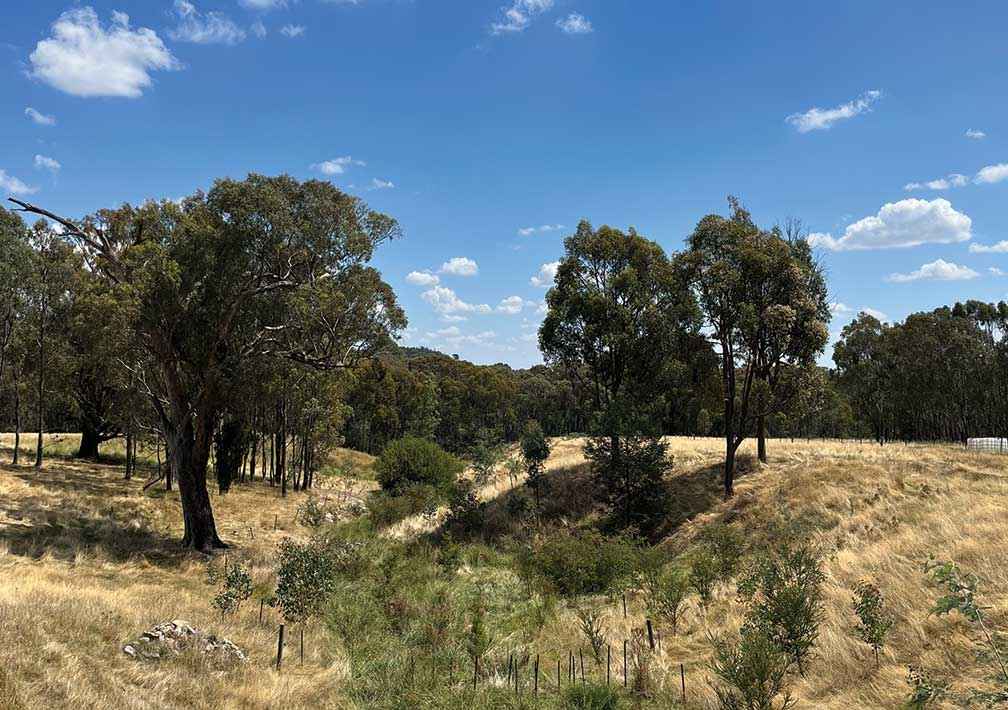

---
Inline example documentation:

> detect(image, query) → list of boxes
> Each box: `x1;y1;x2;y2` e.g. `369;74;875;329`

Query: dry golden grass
0;434;1005;708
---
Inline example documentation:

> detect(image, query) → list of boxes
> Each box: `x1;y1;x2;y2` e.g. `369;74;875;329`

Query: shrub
584;434;670;537
517;529;641;597
366;485;440;528
906;665;947;708
211;562;253;617
852;580;893;668
375;437;463;497
521;419;551;505
296;493;332;528
709;623;795;710
737;539;824;675
564;682;621;709
443;480;487;536
702;523;745;582
469;429;504;485
271;537;341;624
643;564;690;634
689;547;720;607
576;606;607;663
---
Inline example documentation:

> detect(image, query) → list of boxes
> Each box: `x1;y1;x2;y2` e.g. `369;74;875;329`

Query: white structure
967;437;1008;454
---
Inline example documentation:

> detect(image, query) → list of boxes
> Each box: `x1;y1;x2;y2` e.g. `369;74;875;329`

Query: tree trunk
77;423;102;460
168;416;226;552
757;414;767;464
12;381;21;465
724;441;735;499
34;335;44;470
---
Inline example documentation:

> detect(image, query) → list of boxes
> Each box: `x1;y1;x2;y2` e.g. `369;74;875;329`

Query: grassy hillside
0;436;1004;708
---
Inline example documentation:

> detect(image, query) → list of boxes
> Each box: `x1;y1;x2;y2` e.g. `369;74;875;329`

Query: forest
2;176;1007;709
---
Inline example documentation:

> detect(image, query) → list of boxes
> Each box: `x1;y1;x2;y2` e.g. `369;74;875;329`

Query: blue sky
3;1;1008;368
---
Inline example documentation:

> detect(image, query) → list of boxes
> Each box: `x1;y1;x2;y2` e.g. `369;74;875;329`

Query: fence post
275;624;285;672
259;599;264;625
473;656;479;691
300;627;304;666
646;619;655;651
579;648;585;683
534;654;539;696
607;644;611;686
623;640;628;688
681;662;686;703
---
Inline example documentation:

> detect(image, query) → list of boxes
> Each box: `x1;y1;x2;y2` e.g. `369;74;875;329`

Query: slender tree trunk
34;331;44;470
757;414;767;464
12;380;21;465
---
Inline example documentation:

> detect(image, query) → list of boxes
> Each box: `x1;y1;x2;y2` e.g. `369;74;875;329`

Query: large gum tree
10;174;405;551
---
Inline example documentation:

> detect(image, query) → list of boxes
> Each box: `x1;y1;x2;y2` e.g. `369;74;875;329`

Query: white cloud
556;13;593;34
310;156;365;175
970;241;1008;254
34;155;61;173
807;198;971;251
965;129;986;140
990;267;1006;277
0;170;37;195
530;260;559;287
903;173;969;191
251;20;267;38
886;259;979;283
29;7;179;98
280;24;306;38
829;302;853;316
169;1;246;45
406;270;439;286
239;0;288;9
24;107;56;126
491;0;554;35
974;163;1008;185
861;308;889;322
518;223;565;236
786;90;882;133
369;178;394;190
441;314;467;323
496;296;536;315
440;257;478;277
421;286;491;315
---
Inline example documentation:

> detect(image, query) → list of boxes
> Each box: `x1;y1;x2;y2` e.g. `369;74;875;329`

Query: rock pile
122;620;246;666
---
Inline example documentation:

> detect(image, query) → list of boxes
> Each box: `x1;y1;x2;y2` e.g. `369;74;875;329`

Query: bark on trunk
77;424;102;460
168;417;226;552
757;414;767;464
12;381;21;465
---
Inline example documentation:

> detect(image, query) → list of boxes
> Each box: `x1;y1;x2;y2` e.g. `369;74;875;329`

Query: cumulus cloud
440;257;478;277
965;129;986;140
530;261;560;287
886;259;979;283
491;0;554;34
903;174;969;192
0;170;37;195
496;296;537;315
974;163;1008;185
518;223;565;236
369;178;394;190
421;286;491;315
990;267;1006;277
169;1;246;45
556;13;593;34
310;156;365;175
829;302;853;316
239;0;288;9
251;20;267;38
807;198;971;251
861;307;889;322
34;155;61;172
970;241;1008;254
786;90;882;133
280;24;306;38
24;107;56;126
29;7;179;98
406;270;439;286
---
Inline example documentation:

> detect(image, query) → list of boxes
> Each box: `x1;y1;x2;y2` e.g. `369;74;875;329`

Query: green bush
584;434;670;537
709;623;795;710
643;563;690;634
517;529;641;597
689;547;720;607
366;485;441;528
852;580;893;668
375;437;464;497
271;537;341;624
211;562;253;617
564;682;621;709
520;419;551;505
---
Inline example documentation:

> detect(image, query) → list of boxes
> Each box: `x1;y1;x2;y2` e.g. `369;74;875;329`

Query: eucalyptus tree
11;174;405;551
0;208;32;460
833;313;895;444
539;220;701;532
685;199;829;497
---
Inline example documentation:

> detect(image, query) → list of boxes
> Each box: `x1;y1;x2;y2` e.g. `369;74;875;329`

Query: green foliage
905;665;947;708
517;529;641;597
469;429;504;485
642;563;690;634
211;562;253;617
564;682;621;710
444;480;487;536
520;419;551;505
737;539;825;674
709;624;796;710
689;547;720;607
703;524;746;582
366;485;441;528
584;434;671;536
575;605;607;663
296;493;331;528
851;580;893;668
375;436;464;497
271;537;341;624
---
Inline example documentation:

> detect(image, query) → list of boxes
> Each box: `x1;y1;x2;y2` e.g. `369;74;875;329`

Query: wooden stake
623;640;627;688
680;662;686;703
259;599;264;625
646;619;655;651
557;658;561;691
534;654;539;696
300;627;304;666
275;624;285;672
579;648;585;683
623;593;627;618
607;644;611;686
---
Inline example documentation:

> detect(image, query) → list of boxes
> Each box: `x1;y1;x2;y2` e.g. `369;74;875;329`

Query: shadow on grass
0;460;190;568
438;452;760;545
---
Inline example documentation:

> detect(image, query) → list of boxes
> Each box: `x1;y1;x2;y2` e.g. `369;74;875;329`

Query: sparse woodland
0;180;1006;709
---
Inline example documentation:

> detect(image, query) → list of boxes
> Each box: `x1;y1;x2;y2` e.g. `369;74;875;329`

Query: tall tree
0;208;32;460
539;220;700;533
11;174;405;551
685;199;829;497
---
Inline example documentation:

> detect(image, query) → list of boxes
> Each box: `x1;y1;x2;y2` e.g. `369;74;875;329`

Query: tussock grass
0;435;1005;708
